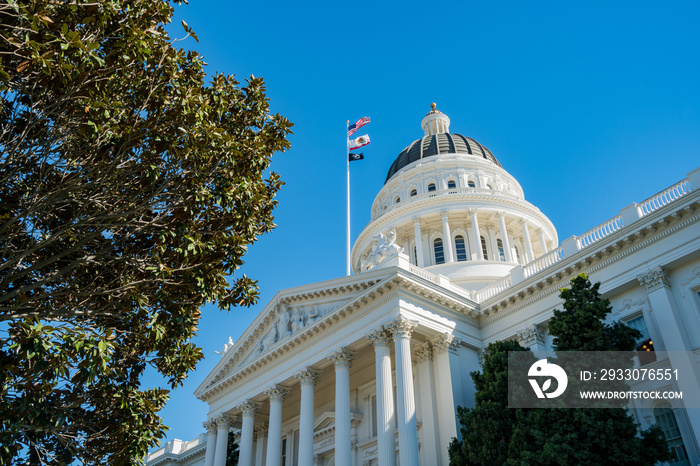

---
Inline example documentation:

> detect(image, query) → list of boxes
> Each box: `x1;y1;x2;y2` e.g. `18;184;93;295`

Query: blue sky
148;0;700;446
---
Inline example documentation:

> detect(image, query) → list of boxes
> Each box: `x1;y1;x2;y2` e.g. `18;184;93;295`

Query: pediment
194;268;394;398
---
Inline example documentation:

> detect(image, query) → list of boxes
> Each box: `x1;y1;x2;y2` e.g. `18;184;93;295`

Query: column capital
254;422;269;439
388;316;417;339
214;414;233;429
431;333;459;354
294;367;321;386
413;343;433;364
516;324;544;348
264;384;289;403
365;327;393;348
237;400;260;417
412;216;422;225
468;208;478;216
328;347;357;369
519;217;528;226
496;210;506;219
203;419;217;433
637;266;670;293
440;210;449;219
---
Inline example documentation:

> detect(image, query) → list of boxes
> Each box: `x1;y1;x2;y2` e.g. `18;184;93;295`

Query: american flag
348;117;370;137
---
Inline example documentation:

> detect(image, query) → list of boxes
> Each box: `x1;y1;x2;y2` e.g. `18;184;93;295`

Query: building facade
148;106;700;466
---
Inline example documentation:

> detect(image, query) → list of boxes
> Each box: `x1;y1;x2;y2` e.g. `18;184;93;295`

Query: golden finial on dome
430;102;437;110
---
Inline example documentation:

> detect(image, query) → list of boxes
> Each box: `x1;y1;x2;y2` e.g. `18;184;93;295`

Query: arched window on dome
486;183;493;190
428;183;437;197
497;239;505;261
412;245;418;266
455;235;468;261
394;196;400;204
410;188;417;197
447;180;457;191
654;403;690;465
480;236;489;260
514;244;522;264
434;238;445;265
468;180;476;188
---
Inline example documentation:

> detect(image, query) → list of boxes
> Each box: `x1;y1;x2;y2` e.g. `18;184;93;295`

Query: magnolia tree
0;1;292;463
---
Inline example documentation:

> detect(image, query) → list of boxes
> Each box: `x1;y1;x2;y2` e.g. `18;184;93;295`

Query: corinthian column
468;209;484;260
264;384;288;466
413;217;425;267
389;317;419;466
520;219;534;262
496;211;513;262
366;327;396;466
213;415;232;466
441;211;454;263
294;367;320;466
328;348;357;466
237;401;259;466
203;420;217;466
638;267;700;448
431;334;459;466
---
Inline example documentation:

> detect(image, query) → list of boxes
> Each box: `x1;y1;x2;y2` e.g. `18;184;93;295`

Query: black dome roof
384;133;501;184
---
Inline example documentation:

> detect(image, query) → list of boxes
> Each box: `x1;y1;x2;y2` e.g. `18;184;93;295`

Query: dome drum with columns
353;105;557;291
148;105;700;466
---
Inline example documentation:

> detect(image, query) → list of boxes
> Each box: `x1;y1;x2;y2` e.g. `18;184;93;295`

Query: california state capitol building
147;105;700;466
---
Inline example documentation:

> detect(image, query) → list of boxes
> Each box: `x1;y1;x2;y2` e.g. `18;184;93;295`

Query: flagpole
346;120;351;276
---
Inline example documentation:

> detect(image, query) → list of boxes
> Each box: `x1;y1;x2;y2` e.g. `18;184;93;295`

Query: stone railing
523;246;566;279
637;179;692;217
411;170;698;305
576;215;623;250
407;263;440;284
475;274;513;302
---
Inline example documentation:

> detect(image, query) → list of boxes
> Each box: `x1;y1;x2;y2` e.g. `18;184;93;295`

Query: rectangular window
497;239;505;261
281;438;287;466
292;430;299;466
626;315;655;365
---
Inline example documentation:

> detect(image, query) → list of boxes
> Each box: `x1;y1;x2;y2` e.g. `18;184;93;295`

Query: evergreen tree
450;274;670;465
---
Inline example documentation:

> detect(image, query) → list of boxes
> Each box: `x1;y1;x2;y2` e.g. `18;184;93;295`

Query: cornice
477;195;700;326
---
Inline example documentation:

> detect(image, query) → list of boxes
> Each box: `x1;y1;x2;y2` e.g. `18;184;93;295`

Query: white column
537;229;548;254
203;420;217;466
431;334;458;466
469;209;484;260
294;367;320;466
414;344;440;465
413;217;425;267
520;219;535;262
328;348;356;466
213;415;232;466
366;328;396;466
440;211;454;263
237;401;259;466
638;268;700;451
253;423;268;466
497;211;513;262
264;385;288;466
389;317;419;466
